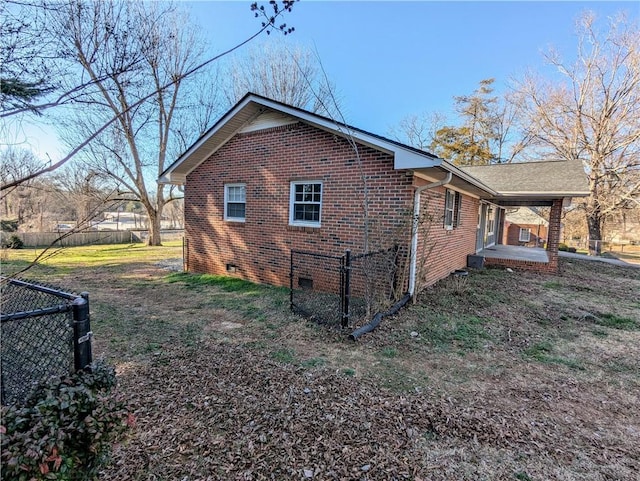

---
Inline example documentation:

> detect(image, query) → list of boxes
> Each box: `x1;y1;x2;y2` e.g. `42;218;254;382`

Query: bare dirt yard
4;244;640;480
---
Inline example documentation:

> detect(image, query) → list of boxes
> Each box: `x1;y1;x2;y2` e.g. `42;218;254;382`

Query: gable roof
461;160;589;202
160;92;444;185
159;92;589;203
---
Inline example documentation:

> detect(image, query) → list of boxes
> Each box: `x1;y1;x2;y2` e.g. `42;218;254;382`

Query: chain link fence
290;246;401;328
290;250;345;326
348;247;400;323
1;277;92;405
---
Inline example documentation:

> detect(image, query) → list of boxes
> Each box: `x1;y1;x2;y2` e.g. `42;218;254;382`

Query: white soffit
238;111;298;133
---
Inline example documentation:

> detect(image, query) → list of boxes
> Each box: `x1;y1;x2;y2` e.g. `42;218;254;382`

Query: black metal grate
1;277;90;405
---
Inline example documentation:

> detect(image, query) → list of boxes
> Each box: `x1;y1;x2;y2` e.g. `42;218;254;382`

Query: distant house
159;93;589;296
502;207;549;247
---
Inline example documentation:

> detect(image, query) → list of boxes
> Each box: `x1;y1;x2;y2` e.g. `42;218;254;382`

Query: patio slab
478;245;549;263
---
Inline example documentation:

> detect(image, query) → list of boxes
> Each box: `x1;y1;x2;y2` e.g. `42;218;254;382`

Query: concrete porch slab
478;245;549;263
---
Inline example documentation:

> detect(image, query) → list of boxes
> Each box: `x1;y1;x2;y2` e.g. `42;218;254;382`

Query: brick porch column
546;199;563;272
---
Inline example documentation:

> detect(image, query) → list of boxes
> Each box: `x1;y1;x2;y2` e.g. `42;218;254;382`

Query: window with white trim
444;189;462;229
290;181;322;227
519;227;531;242
224;184;246;221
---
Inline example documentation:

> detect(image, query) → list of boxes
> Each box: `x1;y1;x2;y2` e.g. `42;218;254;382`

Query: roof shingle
460;160;589;196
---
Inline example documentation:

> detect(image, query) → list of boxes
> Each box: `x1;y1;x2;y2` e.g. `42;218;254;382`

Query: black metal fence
0;277;92;405
290;246;400;328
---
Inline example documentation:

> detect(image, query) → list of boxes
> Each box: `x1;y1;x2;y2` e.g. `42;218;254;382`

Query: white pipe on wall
408;172;452;297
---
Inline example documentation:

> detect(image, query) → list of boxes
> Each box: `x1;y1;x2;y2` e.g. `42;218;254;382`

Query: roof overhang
459;161;590;205
490;195;581;207
159;93;591;206
412;164;498;198
159;93;444;185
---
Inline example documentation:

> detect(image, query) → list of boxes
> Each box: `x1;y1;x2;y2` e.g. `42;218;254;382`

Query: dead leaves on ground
101;343;639;480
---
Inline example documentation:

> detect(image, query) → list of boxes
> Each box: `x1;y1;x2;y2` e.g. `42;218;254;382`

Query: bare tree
48;1;216;245
0;0;59;113
391;80;528;164
0;148;49;227
1;0;298;228
513;11;640;245
387;111;446;152
50;165;114;228
223;39;337;115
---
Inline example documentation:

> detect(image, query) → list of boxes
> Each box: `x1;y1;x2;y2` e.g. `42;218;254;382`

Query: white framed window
224;184;246;221
444;189;462;229
289;181;322;227
519;227;531;242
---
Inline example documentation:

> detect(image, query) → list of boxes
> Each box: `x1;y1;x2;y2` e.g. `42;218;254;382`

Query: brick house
160;93;589;297
502;207;549;247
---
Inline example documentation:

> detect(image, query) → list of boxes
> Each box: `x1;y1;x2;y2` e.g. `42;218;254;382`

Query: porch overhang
459;160;590;204
489;193;583;207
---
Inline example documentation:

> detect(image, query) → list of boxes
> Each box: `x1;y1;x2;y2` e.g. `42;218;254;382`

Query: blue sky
189;0;639;135
8;0;638;161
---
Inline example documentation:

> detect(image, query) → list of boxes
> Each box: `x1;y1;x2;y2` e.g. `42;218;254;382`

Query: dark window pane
294;204;320;222
227;203;245;218
445;210;453;226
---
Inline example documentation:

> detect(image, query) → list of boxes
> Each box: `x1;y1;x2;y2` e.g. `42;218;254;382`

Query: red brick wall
504;222;548;247
184;122;479;290
185;122;414;288
545;199;562;271
413;181;480;287
484;256;556;273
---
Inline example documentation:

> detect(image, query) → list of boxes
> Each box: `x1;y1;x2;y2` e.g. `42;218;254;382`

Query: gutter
408;172;452;297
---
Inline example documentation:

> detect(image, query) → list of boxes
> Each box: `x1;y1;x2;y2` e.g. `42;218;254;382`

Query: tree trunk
586;209;603;255
147;210;162;246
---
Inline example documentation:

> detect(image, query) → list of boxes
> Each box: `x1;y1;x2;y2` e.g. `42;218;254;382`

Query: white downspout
408;172;453;297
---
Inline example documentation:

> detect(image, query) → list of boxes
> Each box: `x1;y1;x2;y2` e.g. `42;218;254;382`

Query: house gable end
159;93;444;185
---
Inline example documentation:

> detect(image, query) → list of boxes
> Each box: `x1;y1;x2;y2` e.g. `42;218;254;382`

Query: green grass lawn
2;241;183;269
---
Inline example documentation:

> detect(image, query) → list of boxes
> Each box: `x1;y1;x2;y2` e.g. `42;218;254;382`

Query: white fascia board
394;150;441;169
442;161;498;196
160;94;442;184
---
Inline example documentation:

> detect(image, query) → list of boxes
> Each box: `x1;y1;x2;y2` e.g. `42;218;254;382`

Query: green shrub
558;243;568;251
1;234;24;249
0;219;19;232
0;361;131;481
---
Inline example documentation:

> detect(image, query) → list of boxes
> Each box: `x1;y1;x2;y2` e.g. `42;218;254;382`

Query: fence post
341;249;351;328
72;292;92;371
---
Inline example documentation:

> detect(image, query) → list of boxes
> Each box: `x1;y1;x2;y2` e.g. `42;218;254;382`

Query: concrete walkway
558;250;640;268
